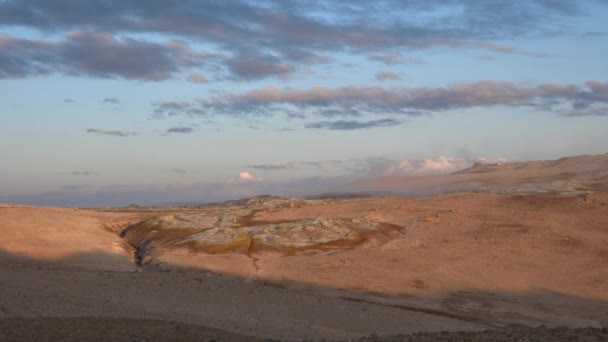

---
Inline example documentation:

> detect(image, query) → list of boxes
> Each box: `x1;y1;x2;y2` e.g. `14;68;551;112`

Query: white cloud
238;171;263;182
374;156;508;176
477;156;508;164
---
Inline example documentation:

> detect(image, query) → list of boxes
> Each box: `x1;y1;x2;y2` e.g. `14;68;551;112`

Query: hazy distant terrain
345;153;608;197
1;154;607;340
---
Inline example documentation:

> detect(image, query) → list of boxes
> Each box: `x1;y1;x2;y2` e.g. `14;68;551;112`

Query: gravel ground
357;325;608;342
0;317;257;342
1;319;607;342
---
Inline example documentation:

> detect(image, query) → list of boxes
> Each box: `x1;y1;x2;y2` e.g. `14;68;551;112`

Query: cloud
62;185;89;191
64;98;75;103
2;0;591;82
166;169;188;174
369;53;424;65
0;1;586;45
478;54;495;61
225;52;296;80
166;126;194;134
157;80;608;119
368;156;509;176
560;107;608;117
152;101;196;119
305;118;401;130
248;164;290;170
581;32;606;38
248;160;351;171
102;97;119;103
0;31;208;80
186;72;207;83
86;128;136;137
71;171;99;176
375;71;402;81
297;161;323;168
238;171;263;182
251;80;608;115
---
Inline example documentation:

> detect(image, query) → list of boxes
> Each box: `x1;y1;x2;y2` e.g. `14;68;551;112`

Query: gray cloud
478;54;495;61
86;128;137;137
0;31;208;80
248;164;291;170
369;53;424;65
62;185;89;191
298;161;323;168
0;2;576;31
376;71;402;81
166;126;194;134
0;1;586;48
249;160;351;170
186;72;207;83
305;118;401;130
71;171;99;176
225;52;296;80
2;0;597;82
560;107;608;117
581;32;606;38
166;169;188;174
102;97;119;104
152;101;194;119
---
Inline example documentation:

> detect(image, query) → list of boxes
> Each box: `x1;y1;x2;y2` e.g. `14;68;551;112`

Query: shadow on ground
1;248;607;341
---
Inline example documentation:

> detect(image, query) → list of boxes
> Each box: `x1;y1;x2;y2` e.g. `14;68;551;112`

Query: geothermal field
1;154;608;341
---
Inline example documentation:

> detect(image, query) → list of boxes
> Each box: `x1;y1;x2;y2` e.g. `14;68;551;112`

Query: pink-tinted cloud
186;72;207;83
238;171;263;182
150;80;608;124
375;71;402;81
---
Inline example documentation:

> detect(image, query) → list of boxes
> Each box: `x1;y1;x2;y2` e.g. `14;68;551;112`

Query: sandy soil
1;154;607;340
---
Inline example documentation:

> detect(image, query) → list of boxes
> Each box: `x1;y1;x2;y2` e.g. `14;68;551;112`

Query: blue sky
1;0;607;206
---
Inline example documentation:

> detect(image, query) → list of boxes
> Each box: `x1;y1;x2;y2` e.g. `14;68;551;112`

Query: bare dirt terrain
1;154;608;341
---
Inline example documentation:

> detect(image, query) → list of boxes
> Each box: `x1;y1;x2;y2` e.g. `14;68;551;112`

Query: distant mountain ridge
454;153;608;175
345;153;608;196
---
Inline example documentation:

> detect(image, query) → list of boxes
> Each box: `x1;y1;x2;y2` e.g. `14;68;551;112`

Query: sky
1;0;607;206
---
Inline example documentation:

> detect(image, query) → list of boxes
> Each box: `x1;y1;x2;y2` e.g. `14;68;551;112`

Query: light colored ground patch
244;219;361;247
122;212;378;257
